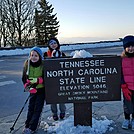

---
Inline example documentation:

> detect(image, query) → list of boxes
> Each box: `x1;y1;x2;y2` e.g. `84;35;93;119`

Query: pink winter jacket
122;56;134;90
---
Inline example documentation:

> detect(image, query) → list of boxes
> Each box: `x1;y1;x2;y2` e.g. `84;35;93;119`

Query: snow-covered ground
40;115;114;134
0;41;122;57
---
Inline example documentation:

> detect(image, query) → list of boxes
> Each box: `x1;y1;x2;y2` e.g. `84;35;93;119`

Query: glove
24;79;31;89
24;77;43;93
24;79;37;94
51;50;62;57
24;84;37;94
28;77;43;84
37;77;43;84
28;78;38;84
28;82;38;94
29;88;37;94
121;84;132;101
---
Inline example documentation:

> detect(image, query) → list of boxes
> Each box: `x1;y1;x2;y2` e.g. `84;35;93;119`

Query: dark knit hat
30;46;43;59
123;35;134;49
48;37;60;51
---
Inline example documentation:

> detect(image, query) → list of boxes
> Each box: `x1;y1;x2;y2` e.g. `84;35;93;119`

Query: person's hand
37;77;43;84
51;50;62;57
24;83;37;94
121;84;132;101
28;78;38;84
24;79;31;89
29;88;37;94
24;79;37;93
28;77;43;84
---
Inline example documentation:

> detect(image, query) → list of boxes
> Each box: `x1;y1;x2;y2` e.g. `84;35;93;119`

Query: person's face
49;42;58;50
30;50;39;62
125;46;134;53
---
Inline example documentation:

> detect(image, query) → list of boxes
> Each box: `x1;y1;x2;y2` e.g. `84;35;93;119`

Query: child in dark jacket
22;46;45;134
121;35;134;131
44;37;66;58
44;37;66;121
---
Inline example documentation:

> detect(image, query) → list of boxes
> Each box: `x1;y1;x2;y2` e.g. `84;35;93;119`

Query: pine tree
35;0;60;46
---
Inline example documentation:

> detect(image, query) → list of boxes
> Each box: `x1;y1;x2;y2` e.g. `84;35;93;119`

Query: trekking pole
10;95;30;133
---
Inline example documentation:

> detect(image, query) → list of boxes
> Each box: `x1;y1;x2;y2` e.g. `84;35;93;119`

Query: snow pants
25;92;45;131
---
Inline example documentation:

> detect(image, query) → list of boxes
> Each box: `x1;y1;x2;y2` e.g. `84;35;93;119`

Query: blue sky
48;0;134;43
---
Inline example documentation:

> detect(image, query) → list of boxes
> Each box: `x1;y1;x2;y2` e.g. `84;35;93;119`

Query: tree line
0;0;59;47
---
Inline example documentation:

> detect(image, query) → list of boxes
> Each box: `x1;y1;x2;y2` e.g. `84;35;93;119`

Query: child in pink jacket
121;35;134;131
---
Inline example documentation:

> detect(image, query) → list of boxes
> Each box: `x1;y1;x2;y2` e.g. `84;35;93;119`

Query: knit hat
49;40;57;46
123;35;134;49
48;37;60;51
30;46;43;59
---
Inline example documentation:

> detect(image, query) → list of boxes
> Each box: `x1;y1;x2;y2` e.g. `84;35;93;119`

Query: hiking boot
22;128;35;134
22;128;32;134
53;114;59;121
60;113;65;120
122;119;130;129
131;119;134;131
